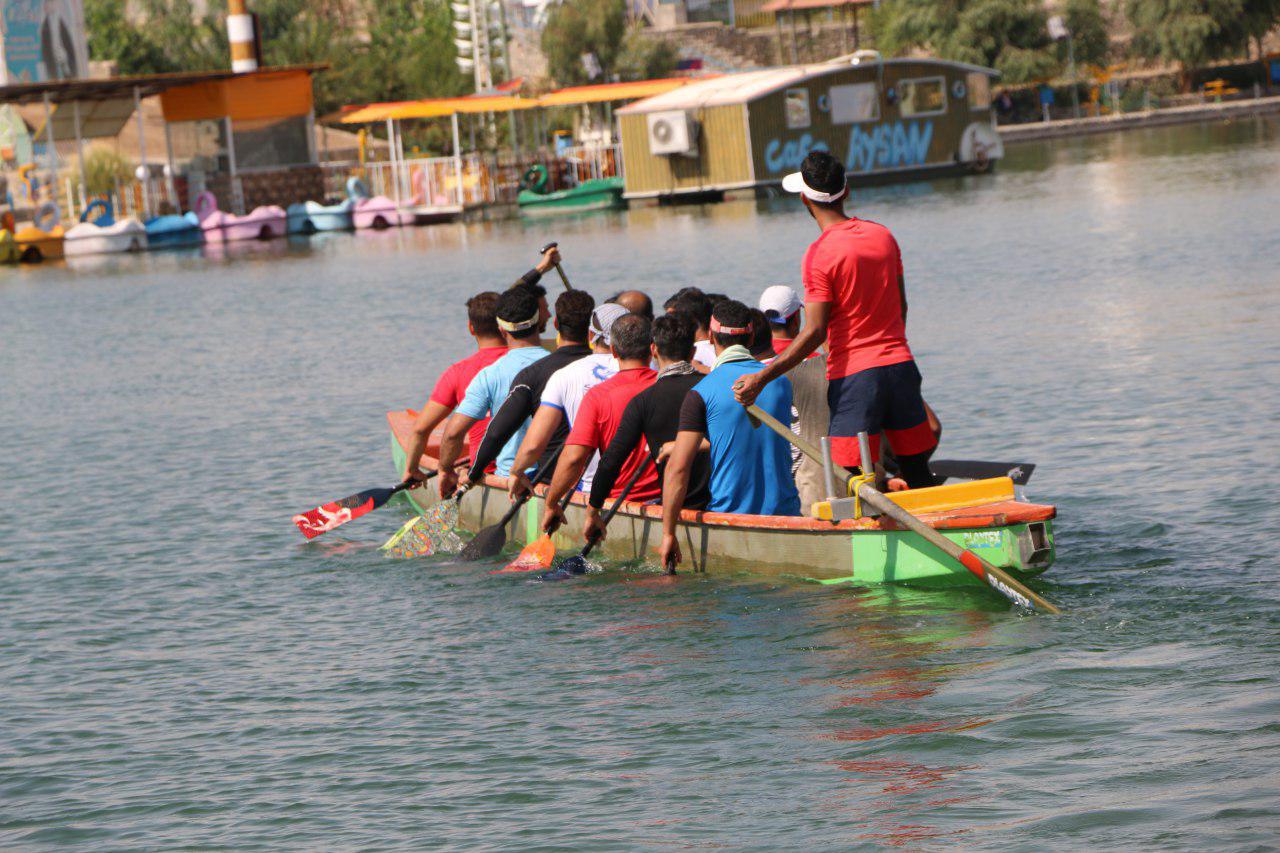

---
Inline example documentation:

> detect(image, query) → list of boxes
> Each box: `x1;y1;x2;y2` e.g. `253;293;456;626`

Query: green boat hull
390;433;1055;588
517;177;626;215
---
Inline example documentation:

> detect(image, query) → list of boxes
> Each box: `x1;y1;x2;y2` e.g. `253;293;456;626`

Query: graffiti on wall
847;120;934;173
762;120;936;177
763;133;828;174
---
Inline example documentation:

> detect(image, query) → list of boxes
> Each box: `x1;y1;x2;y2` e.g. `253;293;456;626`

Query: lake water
3;117;1278;849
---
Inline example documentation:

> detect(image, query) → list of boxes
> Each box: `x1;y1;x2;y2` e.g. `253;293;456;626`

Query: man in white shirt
507;303;630;499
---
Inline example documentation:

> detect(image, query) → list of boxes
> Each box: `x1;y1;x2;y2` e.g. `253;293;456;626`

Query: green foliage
1062;0;1110;68
1124;0;1246;72
82;147;134;195
615;28;679;82
875;0;1059;83
541;0;628;85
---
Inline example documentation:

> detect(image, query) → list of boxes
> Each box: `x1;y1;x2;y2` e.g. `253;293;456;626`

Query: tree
1124;0;1247;84
615;27;679;82
875;0;1060;83
1061;0;1110;68
541;0;628;85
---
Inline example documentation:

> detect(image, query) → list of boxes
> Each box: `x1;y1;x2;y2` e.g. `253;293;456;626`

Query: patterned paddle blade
292;487;397;539
489;535;557;574
380;515;462;559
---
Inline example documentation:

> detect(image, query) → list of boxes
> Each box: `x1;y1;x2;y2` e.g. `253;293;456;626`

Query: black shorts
827;360;937;469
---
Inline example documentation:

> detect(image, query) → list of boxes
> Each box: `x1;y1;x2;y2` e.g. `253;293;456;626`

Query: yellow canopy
334;78;701;124
536;78;696;107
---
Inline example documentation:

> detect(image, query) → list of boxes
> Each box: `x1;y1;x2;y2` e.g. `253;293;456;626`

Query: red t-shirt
429;346;507;454
801;218;912;379
566;367;660;502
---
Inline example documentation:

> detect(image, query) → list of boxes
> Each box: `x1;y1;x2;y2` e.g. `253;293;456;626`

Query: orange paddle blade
490;535;557;574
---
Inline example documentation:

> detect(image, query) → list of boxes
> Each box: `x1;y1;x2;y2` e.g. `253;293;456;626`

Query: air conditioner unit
646;110;698;156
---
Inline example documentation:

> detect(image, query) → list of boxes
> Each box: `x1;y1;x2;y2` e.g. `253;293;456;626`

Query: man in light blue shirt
438;286;549;494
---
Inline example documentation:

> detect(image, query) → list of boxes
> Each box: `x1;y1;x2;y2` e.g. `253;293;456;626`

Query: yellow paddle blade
490;535;557;574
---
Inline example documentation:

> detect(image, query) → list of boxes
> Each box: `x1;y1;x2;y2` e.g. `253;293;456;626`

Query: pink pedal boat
347;178;413;230
196;191;287;242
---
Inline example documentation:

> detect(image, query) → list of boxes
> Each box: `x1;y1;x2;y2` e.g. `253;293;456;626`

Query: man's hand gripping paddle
459;447;564;562
539;241;572;290
539;461;648;580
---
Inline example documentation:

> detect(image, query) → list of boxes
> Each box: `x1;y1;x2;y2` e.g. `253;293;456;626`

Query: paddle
458;447;563;561
539;241;572;290
492;488;576;573
292;470;438;539
930;459;1036;485
541;460;648;579
744;404;1061;615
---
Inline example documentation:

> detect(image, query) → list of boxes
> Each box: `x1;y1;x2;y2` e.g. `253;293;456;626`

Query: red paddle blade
490;535;557;574
292;487;396;539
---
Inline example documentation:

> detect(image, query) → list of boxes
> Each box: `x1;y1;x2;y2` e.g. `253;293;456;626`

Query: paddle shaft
744;405;1060;615
580;460;647;560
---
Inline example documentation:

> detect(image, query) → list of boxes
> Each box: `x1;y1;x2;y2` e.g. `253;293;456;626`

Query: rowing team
402;150;941;570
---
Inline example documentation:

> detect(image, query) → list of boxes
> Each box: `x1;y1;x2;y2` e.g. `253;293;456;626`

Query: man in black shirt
584;311;711;543
461;288;597;491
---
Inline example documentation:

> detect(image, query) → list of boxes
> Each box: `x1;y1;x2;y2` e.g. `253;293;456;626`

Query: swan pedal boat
387;410;1057;587
13;224;65;261
63;218;146;256
195;191;286;242
145;212;203;247
286;199;354;233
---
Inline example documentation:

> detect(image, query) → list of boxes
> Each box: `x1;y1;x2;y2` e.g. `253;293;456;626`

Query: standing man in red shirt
733;151;938;489
401;291;506;483
539;314;660;535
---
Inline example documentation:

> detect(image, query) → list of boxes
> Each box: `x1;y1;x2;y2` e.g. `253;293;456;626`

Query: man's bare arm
401;400;452;481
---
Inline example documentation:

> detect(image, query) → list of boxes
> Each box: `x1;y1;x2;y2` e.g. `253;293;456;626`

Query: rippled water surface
4;118;1279;849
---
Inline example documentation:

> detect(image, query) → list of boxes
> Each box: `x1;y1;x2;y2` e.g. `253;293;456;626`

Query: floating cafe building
0;1;1004;263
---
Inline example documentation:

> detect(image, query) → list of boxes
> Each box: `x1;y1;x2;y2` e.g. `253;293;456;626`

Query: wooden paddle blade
292;487;397;539
490;535;557;573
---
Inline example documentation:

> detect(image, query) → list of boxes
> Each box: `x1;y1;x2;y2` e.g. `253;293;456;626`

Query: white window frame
784;88;811;129
897;76;948;118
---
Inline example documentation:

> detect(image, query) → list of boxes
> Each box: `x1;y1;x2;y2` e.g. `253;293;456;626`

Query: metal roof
616;58;999;115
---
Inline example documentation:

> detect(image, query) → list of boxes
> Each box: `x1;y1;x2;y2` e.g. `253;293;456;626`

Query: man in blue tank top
659;300;800;571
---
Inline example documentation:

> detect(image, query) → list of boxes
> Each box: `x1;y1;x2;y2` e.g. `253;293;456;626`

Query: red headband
710;317;751;336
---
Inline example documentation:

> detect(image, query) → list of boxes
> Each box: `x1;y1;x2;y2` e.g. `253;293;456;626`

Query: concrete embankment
998;95;1280;143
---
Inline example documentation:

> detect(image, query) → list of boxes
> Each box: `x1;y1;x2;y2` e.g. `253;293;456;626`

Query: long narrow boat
388;410;1057;587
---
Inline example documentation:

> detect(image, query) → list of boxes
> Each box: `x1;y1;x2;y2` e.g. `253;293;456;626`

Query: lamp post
1048;15;1081;120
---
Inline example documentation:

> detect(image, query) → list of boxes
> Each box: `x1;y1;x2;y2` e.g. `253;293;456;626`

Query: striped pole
227;0;258;73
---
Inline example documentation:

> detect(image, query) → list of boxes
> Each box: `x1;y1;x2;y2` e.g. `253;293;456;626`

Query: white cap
781;170;848;203
590;303;631;346
758;285;802;324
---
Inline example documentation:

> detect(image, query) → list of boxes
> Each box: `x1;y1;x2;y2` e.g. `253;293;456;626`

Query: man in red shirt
734;150;938;489
540;314;660;535
400;291;506;482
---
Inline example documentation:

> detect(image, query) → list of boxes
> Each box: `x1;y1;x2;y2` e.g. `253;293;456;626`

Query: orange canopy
161;69;315;122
